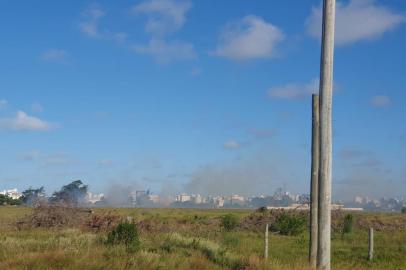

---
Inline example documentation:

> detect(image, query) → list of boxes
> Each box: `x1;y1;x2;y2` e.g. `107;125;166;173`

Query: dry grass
0;206;405;270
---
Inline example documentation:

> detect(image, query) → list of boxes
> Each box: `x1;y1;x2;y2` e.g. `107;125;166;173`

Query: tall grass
0;206;405;270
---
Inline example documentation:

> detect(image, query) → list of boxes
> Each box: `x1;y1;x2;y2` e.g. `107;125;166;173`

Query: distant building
0;188;21;200
354;196;364;204
212;196;224;208
136;190;147;199
191;194;204;204
85;192;104;204
148;194;160;204
176;193;191;203
135;190;151;205
227;194;245;206
231;194;244;202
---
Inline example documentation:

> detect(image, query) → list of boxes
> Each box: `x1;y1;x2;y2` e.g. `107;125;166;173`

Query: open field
0;207;405;270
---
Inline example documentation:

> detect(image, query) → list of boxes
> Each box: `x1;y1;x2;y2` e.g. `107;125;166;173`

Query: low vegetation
107;221;140;252
271;212;306;236
0;206;405;270
342;213;355;235
220;214;239;231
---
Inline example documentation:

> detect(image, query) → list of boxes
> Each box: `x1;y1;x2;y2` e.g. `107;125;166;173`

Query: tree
21;187;46;205
0;194;22;206
49;180;88;206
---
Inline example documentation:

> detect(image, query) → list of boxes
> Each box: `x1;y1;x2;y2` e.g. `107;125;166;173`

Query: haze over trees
49;180;88;206
21;187;46;206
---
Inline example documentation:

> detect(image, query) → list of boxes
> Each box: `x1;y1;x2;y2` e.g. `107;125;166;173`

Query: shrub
271;212;306;236
257;206;267;213
220;214;239;231
342;214;354;234
107;221;140;252
401;207;406;214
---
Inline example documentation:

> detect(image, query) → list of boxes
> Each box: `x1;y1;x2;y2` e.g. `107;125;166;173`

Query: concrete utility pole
369;228;374;261
310;94;320;269
265;223;269;259
317;0;336;270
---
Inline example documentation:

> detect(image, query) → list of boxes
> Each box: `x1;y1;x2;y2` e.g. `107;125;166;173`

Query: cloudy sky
1;0;405;199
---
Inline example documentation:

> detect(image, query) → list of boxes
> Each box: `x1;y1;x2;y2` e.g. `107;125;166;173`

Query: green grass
0;206;405;269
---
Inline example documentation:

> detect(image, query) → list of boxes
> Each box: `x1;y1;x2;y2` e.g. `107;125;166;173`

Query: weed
343;214;355;234
221;214;239;232
106;221;140;252
271;212;306;236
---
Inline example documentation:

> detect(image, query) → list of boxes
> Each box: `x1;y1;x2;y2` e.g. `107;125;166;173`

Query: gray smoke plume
185;153;294;197
102;182;140;206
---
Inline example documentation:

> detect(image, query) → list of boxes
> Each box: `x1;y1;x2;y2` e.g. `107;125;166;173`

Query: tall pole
368;228;374;261
310;94;320;269
264;223;269;259
317;0;336;270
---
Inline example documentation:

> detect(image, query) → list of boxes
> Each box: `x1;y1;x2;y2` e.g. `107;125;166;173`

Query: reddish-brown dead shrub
16;203;91;229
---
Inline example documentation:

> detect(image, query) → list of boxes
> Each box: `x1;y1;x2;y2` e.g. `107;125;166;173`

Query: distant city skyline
1;0;405;200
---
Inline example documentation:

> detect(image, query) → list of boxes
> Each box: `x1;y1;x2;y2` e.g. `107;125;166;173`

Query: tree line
0;180;88;206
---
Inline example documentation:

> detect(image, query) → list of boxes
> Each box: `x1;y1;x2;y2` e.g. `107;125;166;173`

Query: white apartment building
176;193;191;203
85;192;104;204
0;188;21;200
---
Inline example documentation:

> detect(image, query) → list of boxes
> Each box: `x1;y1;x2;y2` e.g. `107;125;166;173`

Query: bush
342;214;354;234
220;214;239;231
256;206;267;213
401;207;406;214
271;212;306;236
107;221;140;252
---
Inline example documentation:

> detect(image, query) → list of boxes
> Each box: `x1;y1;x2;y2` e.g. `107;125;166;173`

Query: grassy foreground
0;207;405;270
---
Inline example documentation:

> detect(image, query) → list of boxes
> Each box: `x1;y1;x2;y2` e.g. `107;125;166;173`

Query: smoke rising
185;153;293;197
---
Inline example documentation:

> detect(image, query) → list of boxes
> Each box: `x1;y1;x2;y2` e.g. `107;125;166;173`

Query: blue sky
0;0;405;199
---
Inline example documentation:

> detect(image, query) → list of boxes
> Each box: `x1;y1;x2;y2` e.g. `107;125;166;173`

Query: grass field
0;206;405;270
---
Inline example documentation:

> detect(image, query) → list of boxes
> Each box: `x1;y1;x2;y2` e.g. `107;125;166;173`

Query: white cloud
113;32;128;43
131;0;195;63
268;78;319;100
41;152;70;167
79;6;105;38
31;103;44;113
21;150;41;161
339;147;372;160
212;15;285;60
190;67;202;76
132;0;191;36
223;140;241;150
370;95;391;107
0;111;53;131
306;0;406;46
0;99;7;109
41;49;68;63
249;128;277;138
79;5;127;43
133;38;196;64
99;159;114;166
